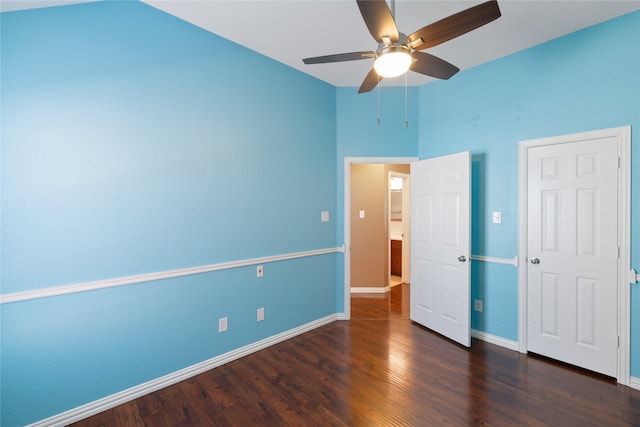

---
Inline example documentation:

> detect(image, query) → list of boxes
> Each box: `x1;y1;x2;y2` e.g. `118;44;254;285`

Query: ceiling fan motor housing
376;44;410;59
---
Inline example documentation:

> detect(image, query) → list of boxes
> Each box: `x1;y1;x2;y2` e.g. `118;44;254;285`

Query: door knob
530;257;540;264
458;255;467;262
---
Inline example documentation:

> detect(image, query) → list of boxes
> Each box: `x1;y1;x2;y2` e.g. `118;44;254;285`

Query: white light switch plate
492;212;502;224
321;211;329;222
218;317;228;332
359;210;365;219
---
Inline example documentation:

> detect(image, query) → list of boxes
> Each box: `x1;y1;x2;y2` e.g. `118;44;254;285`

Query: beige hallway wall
350;163;409;288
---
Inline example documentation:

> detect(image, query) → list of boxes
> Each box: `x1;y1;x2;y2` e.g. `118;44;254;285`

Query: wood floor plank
71;284;640;426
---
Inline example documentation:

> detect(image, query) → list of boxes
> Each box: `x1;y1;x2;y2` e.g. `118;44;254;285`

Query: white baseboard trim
27;314;339;427
471;329;519;351
2;246;344;305
629;376;640;391
350;286;389;294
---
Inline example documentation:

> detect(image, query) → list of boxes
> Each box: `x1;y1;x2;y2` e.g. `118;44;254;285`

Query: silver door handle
458;255;467;262
530;257;540;264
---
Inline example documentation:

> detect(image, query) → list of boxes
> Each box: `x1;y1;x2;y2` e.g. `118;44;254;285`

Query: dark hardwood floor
72;283;640;426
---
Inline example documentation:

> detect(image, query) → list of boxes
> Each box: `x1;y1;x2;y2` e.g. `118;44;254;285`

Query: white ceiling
3;1;640;88
0;0;98;12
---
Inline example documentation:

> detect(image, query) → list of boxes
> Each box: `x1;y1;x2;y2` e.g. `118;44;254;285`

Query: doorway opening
343;157;417;320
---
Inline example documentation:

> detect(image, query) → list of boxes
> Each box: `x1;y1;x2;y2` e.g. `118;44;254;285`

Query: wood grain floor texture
72;284;640;426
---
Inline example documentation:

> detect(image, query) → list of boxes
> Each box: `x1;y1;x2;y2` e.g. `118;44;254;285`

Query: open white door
410;152;471;347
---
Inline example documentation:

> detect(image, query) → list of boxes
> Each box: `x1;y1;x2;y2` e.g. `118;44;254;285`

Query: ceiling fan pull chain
377;78;381;126
404;72;409;128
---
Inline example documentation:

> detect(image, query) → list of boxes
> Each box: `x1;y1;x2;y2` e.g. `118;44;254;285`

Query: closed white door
410;152;471;347
527;137;618;377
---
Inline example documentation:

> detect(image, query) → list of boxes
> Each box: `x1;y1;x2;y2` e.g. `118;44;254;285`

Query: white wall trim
27;314;339;427
350;286;390;294
1;246;345;305
629;376;640;391
470;255;518;267
343;157;419;320
471;329;519;352
517;126;631;386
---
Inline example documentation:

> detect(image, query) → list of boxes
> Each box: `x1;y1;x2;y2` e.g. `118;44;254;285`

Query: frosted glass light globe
374;49;412;78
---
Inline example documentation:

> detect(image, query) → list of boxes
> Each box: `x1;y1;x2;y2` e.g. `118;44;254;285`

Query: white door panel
527;137;618;377
411;152;470;347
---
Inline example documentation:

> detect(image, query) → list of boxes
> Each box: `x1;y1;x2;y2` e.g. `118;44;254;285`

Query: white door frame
517;126;631;385
344;157;418;320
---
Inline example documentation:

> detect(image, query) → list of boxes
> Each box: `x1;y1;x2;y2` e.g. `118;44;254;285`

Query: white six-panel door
410;152;471;347
527;137;619;377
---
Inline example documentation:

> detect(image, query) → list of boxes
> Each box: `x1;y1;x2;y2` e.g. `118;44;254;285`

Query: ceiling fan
302;0;501;93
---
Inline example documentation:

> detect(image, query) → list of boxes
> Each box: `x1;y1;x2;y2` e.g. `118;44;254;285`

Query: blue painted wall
418;11;640;361
1;2;337;425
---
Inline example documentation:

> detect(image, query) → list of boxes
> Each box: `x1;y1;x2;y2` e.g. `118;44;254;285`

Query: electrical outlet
257;265;264;278
257;307;265;322
321;211;330;222
218;317;228;333
474;299;483;312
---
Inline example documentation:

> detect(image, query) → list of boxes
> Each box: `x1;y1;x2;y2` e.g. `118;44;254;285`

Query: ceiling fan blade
356;0;399;44
410;51;460;80
303;51;375;64
358;68;382;94
407;0;501;50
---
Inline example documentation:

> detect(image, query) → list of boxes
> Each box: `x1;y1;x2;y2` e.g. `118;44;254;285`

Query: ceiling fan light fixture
374;46;412;78
302;0;502;93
